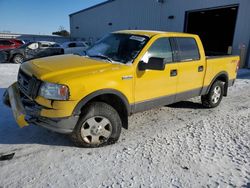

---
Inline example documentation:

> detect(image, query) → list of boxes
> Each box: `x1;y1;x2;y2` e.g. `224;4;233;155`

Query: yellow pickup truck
3;30;239;147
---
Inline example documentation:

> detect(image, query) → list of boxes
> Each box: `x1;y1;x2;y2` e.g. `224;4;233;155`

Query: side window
40;43;49;48
68;43;76;48
76;42;84;47
175;37;200;61
0;40;13;46
52;44;60;47
142;38;173;63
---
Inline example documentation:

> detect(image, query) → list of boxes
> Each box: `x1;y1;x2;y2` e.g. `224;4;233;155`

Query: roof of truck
114;30;197;38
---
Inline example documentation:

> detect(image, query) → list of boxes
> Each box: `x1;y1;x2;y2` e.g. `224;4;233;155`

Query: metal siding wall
70;0;250;67
70;0;168;40
164;0;250;67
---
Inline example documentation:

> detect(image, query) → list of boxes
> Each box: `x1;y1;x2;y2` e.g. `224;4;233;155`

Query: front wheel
71;102;122;148
201;80;224;108
12;54;24;64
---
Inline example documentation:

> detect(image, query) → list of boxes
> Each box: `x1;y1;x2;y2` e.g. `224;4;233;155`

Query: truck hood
21;55;116;81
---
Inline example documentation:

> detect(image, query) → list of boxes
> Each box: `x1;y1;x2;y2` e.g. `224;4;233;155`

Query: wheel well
85;94;129;129
11;53;23;61
214;74;229;96
12;53;22;57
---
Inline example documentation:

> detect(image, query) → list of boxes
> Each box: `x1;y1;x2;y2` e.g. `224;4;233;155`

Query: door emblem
122;75;133;80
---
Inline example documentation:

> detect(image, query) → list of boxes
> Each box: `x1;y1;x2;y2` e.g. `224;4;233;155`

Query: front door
134;37;178;111
25;42;40;59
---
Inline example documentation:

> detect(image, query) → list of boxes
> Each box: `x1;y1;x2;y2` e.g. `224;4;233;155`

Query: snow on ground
0;64;250;188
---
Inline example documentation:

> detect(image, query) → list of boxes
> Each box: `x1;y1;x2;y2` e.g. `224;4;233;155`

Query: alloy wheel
80;116;112;145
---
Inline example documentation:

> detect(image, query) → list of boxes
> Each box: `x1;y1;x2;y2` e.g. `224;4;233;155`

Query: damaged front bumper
3;83;29;128
3;83;78;134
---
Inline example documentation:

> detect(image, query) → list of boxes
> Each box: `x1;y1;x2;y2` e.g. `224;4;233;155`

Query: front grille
18;69;41;99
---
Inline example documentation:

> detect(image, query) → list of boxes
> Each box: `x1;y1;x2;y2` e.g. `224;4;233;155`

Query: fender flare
202;71;229;96
72;89;131;116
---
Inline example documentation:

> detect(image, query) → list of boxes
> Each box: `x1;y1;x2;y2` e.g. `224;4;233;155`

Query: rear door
25;42;40;59
173;37;206;101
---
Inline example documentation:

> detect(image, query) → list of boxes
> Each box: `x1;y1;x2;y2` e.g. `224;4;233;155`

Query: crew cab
3;30;239;147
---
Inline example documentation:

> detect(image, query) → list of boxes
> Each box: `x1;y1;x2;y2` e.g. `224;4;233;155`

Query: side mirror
138;57;166;71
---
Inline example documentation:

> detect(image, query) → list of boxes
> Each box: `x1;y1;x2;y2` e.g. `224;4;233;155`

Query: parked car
0;51;8;63
62;41;89;55
3;41;64;64
3;30;239;147
0;39;24;50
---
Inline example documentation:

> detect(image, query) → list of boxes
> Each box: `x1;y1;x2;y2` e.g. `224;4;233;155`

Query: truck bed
203;55;239;88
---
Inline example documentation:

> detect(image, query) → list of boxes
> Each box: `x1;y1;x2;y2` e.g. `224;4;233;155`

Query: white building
69;0;250;67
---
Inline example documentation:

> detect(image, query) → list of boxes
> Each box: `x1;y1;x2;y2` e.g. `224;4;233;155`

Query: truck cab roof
114;30;198;38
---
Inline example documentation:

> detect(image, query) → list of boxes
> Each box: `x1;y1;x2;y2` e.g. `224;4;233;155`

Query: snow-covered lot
0;64;250;188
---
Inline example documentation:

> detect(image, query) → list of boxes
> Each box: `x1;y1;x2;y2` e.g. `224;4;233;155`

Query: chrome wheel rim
80;116;112;145
211;86;221;104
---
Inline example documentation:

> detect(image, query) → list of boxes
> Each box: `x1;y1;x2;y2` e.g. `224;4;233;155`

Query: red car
0;39;24;50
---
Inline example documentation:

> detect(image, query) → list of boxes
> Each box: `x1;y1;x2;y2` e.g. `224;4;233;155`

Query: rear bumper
3;83;78;134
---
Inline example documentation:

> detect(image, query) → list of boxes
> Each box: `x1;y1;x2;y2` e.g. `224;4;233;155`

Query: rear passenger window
0;40;13;46
41;44;49;48
142;38;173;63
176;38;200;61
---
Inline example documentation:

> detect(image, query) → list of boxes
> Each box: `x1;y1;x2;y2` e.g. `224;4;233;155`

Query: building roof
0;32;66;38
69;0;115;17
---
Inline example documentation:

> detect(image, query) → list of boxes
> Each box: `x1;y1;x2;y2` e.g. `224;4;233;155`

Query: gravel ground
0;64;250;188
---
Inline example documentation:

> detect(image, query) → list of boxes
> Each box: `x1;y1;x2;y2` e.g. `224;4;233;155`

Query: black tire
71;102;122;148
2;90;10;107
12;54;24;64
201;80;224;108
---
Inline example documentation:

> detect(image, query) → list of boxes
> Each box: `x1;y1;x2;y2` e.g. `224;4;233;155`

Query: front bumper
3;83;78;134
4;83;29;128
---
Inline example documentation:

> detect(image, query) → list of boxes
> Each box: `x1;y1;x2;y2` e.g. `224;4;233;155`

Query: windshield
85;33;149;64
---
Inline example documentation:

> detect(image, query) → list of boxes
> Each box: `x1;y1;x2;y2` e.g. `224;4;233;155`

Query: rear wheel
12;54;24;64
201;80;224;108
71;102;122;147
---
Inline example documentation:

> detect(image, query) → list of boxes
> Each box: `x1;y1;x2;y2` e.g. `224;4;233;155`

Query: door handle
198;66;204;72
170;69;178;77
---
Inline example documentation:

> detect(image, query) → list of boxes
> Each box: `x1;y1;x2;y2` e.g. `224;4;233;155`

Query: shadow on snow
167;101;205;109
0;88;73;147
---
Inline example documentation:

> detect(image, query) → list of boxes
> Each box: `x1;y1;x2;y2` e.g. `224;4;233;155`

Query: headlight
39;82;69;100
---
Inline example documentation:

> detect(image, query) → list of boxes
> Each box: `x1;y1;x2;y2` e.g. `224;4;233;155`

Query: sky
0;0;106;35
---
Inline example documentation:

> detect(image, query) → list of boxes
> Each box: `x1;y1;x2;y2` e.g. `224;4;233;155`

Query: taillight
236;60;240;73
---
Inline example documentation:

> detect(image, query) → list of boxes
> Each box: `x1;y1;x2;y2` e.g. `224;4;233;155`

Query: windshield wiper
89;54;113;63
